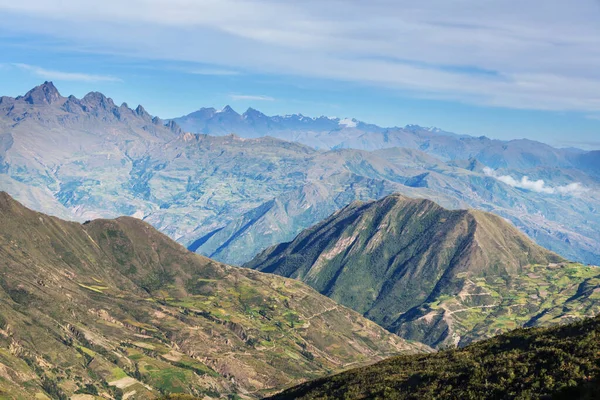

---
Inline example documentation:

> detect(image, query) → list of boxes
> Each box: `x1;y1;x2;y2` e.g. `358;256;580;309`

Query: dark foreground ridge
268;315;600;399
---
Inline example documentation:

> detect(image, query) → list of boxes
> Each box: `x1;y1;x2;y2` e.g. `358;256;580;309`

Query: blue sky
1;0;600;149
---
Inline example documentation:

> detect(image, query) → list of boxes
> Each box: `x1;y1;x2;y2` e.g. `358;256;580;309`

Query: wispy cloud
13;63;122;82
186;68;241;76
2;1;600;111
483;167;588;196
230;94;275;101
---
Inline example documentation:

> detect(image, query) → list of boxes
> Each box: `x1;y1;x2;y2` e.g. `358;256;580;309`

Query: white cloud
13;63;121;82
2;1;600;111
229;94;275;101
339;118;357;128
483;167;588;195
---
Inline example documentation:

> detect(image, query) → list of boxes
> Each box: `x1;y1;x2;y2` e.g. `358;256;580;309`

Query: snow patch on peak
216;105;235;114
339;118;357;128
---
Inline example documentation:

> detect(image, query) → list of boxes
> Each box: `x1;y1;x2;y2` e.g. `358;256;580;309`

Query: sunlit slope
0;192;424;399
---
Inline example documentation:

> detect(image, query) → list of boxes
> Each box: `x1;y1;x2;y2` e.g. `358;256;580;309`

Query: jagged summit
218;105;238;114
22;81;62;105
81;91;115;109
243;107;267;118
135;104;152;120
0;82;183;136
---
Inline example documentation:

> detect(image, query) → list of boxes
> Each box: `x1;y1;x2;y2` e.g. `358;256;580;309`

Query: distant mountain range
171;106;591;171
2;82;599;269
0;192;422;398
246;193;600;348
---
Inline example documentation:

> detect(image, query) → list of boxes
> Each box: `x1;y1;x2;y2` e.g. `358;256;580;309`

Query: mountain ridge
246;193;600;348
171;105;596;167
2;82;600;270
268;314;600;400
0;191;424;398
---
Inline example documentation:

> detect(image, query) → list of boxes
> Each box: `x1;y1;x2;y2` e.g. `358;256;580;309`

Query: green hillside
246;194;600;348
0;192;424;399
268;314;600;400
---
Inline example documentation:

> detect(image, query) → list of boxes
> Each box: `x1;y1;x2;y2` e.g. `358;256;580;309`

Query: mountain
268;314;600;400
0;81;182;220
173;108;361;141
185;146;600;266
574;150;600;178
0;192;425;399
246;194;600;348
2;83;600;268
172;106;590;171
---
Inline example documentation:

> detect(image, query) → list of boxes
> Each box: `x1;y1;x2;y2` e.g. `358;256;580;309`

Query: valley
0;192;423;399
3;2;600;399
0;83;599;399
1;84;599;269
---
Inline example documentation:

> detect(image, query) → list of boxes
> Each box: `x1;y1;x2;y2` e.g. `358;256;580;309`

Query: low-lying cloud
483;167;588;195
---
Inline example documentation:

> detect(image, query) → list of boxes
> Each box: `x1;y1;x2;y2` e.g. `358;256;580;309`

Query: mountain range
172;106;592;171
1;82;599;270
246;194;600;348
0;192;423;399
2;81;600;399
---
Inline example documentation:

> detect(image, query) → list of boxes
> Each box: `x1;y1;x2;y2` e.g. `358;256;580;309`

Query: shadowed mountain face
0;192;424;399
2;83;600;269
247;194;600;348
268;315;600;400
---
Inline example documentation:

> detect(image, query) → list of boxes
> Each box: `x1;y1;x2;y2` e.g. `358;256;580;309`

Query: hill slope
246;194;600;348
269;314;600;400
0;192;424;399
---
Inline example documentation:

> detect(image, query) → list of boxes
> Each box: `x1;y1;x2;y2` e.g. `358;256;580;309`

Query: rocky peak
135;104;152;120
82;92;116;110
165;120;182;135
0;96;15;106
219;105;239;115
243;107;264;116
22;81;62;105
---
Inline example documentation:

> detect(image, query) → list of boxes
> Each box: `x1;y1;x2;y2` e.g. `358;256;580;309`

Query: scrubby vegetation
0;192;420;398
270;315;600;399
247;194;600;349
